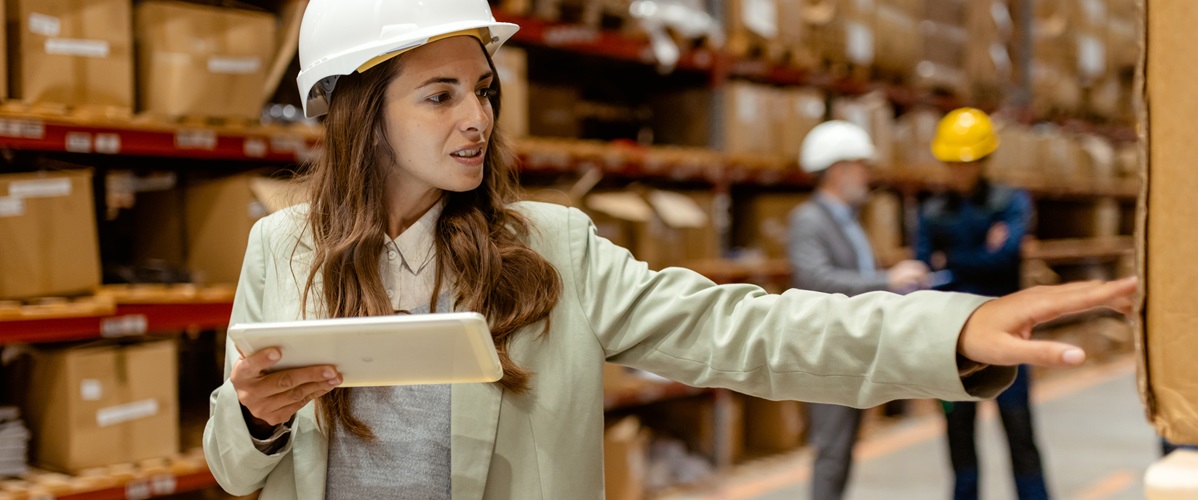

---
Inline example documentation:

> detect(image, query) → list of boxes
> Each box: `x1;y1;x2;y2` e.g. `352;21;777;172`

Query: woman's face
380;36;495;197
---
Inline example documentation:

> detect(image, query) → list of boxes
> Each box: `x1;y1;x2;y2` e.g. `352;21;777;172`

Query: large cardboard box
0;170;100;299
493;46;528;138
776;87;827;161
1138;0;1198;445
23;338;178;473
6;0;133;110
732;193;811;260
721;82;776;156
136;1;276;120
134;174;299;285
604;416;650;500
742;397;804;454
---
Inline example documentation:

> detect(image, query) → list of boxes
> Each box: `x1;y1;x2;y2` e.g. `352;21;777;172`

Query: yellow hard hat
931;108;1000;163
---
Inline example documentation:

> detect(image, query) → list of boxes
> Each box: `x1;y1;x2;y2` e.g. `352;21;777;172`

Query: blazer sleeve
788;206;891;296
564;207;1014;408
203;219;292;496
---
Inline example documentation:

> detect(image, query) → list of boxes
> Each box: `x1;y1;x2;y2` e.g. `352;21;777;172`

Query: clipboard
227;312;503;387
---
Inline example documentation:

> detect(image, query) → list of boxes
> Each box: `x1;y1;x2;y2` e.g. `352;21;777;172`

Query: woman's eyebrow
417;72;494;89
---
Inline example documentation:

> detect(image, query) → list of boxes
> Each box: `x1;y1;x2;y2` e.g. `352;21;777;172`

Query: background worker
917;108;1049;500
788;120;930;500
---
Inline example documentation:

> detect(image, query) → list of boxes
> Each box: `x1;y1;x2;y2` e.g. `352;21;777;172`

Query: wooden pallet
0;296;116;322
95;284;236;305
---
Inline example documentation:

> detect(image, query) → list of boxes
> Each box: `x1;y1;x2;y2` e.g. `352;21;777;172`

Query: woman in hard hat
918;108;1049;500
203;3;1133;498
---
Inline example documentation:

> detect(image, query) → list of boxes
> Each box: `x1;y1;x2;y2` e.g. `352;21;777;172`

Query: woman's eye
428;93;451;104
476;87;498;99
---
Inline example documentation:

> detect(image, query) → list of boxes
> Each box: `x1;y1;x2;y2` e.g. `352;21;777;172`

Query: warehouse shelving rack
0;2;1140;498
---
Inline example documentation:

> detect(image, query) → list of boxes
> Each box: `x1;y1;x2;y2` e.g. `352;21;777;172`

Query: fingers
260;378;341;418
1024;277;1138;324
989;336;1087;367
238;347;283;375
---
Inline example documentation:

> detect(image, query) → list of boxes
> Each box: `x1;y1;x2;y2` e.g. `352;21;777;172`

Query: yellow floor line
656;356;1139;500
1075;469;1138;500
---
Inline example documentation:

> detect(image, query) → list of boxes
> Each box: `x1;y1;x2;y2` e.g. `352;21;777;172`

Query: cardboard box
721;82;776;156
527;83;581;138
642;394;743;465
604;416;650;500
22;339;178;473
1139;0;1198;445
776;88;827;161
493;46;528;139
6;0;134;110
135;1;276;120
585;189;720;270
742;397;804;454
0;170;100;299
732;193;811;259
831;92;895;170
134;174;299;285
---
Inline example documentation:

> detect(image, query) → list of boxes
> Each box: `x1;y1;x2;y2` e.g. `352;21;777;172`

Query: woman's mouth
450;145;486;167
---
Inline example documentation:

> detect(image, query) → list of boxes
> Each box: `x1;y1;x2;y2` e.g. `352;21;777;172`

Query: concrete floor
662;356;1160;500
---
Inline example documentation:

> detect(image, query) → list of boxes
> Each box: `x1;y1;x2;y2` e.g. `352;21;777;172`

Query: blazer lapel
450;382;504;499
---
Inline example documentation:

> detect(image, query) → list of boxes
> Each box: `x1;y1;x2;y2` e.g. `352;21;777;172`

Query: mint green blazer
203;201;1012;499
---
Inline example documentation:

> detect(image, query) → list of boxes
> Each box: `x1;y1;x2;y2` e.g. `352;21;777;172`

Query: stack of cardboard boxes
5;0;278;120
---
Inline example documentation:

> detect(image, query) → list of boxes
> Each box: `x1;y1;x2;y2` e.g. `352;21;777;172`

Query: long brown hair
298;44;562;439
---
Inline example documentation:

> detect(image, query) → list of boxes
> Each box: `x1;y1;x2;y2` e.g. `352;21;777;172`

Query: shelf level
0;302;232;344
0;110;319;163
51;470;217;500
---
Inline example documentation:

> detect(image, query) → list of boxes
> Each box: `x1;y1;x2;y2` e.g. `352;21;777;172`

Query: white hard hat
296;0;519;118
799;121;877;173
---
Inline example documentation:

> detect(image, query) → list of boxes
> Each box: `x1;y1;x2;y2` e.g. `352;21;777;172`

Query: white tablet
228;312;503;387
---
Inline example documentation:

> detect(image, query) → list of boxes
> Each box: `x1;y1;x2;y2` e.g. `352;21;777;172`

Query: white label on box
0;119;45;139
125;479;152;500
176;129;217;150
100;315;148;337
95;133;121;154
29;13;61;37
736;89;759;122
45;38;110;58
150;474;177;495
244;138;267;158
742;0;778;39
10;178;71;198
65;132;92;153
80;379;103;401
208;56;262;75
1078;34;1106;78
0;197;24;217
96;399;158;427
846;22;874;65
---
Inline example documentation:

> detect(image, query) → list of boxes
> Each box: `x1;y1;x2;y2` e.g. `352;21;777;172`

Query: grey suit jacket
788;197;890;296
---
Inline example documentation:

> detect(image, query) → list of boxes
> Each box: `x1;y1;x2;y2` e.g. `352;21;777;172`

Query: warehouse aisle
661;357;1159;500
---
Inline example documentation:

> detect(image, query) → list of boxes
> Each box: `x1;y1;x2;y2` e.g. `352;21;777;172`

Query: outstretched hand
958;277;1137;367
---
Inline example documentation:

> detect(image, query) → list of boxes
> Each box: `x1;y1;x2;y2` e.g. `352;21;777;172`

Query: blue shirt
815;193;877;278
916;183;1032;297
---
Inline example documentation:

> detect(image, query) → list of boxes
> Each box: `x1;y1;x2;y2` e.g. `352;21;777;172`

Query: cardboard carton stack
0;170;101;300
135;1;277;120
6;0;135;113
0;407;29;478
22;339;179;473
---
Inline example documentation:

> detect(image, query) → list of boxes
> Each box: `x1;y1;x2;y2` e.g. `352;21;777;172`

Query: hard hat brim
931;137;1000;163
298;21;519;118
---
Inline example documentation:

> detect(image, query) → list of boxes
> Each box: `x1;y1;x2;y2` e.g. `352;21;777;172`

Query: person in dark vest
918;107;1050;500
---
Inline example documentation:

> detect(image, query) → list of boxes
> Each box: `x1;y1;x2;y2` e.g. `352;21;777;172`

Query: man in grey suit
788;121;930;499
